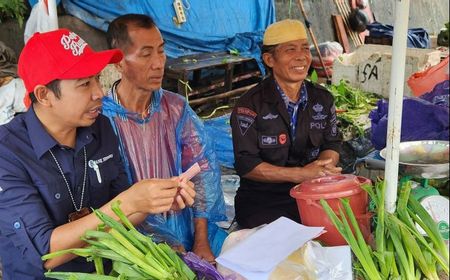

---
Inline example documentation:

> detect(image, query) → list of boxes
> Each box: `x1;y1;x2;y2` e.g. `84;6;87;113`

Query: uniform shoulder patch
237;107;257;118
236;107;257;136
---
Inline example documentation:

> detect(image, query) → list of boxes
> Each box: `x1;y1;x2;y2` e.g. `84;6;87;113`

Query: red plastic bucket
290;174;371;246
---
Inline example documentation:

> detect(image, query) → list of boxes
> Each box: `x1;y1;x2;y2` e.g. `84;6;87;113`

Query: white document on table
216;217;324;280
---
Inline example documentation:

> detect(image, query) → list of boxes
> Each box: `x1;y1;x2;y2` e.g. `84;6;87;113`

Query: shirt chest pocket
87;157;118;202
88;157;117;187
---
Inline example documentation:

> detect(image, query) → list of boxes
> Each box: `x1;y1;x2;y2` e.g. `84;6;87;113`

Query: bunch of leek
321;180;449;280
42;201;195;280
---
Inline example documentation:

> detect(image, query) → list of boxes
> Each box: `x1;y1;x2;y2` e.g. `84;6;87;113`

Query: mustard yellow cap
263;19;308;46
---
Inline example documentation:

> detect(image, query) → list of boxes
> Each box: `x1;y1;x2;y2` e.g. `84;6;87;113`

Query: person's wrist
194;236;209;246
115;191;136;216
291;166;304;183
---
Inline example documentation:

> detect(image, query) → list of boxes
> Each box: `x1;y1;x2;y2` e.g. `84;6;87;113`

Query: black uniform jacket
230;76;342;224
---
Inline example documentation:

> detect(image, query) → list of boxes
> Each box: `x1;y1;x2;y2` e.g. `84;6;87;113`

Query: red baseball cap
18;28;123;108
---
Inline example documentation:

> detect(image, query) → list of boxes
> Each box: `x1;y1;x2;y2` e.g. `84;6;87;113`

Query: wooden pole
295;0;331;83
188;83;256;106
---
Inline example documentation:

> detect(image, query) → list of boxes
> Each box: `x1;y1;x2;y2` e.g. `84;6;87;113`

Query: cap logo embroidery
61;32;87;56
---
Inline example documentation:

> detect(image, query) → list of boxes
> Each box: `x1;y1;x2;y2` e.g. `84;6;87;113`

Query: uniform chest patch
261;135;278;145
312;103;327;120
279;133;287;145
262;113;279;120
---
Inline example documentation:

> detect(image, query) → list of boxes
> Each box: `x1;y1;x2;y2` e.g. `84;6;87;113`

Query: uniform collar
25;106;94;159
262;76;309;106
275;80;308;111
262;76;281;104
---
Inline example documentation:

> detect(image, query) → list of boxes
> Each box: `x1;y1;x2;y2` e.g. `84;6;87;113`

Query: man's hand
193;218;215;263
193;240;215;263
323;162;342;175
170;177;196;211
301;159;332;178
318;150;341;176
122;179;180;214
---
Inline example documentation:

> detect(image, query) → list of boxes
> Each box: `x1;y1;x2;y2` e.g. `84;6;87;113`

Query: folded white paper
216;217;324;279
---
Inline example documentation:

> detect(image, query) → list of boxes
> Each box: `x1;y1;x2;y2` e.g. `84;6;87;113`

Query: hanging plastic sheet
102;88;227;255
203;114;234;169
57;0;274;73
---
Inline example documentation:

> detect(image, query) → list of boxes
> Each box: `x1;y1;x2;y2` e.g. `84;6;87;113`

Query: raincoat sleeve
177;102;227;223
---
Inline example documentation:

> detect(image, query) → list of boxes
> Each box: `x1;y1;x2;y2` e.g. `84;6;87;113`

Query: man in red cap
0;29;195;279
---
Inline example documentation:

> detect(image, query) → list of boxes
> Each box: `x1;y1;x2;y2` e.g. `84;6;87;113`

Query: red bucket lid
290;174;370;200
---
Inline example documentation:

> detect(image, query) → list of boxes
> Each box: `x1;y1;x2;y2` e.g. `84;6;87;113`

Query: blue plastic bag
369;96;449;150
366;22;430;49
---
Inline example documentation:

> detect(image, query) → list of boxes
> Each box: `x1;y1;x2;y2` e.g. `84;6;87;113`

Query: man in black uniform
230;19;342;228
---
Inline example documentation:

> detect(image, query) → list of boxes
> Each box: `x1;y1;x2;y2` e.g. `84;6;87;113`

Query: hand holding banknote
170;163;200;210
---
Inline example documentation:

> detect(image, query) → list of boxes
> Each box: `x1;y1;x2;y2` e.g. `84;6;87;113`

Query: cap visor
58;49;123;80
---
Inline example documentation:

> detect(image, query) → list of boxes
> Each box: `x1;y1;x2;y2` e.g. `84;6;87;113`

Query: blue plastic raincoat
102;85;227;255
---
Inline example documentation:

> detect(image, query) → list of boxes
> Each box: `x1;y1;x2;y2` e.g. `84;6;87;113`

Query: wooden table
164;51;260;102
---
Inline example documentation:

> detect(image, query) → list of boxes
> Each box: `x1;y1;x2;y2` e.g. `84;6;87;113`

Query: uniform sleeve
230;104;263;176
321;96;343;153
0;153;52;272
178;102;226;222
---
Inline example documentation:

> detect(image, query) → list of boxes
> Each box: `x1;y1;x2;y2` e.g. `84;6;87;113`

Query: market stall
1;0;448;279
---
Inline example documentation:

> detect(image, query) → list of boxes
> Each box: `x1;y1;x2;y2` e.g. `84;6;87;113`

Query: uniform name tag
310;122;326;129
261;135;277;145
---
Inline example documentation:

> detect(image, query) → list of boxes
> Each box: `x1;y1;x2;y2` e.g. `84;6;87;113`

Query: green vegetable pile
327;80;380;139
321;180;449;280
310;72;381;140
42;201;196;280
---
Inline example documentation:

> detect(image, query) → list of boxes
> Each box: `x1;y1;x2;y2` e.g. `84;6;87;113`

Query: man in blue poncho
102;14;227;263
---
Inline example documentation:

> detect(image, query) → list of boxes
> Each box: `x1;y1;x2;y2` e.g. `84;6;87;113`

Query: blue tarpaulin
366;22;431;49
30;0;275;63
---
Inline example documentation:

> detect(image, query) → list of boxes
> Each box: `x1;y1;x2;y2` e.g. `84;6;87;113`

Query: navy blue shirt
0;107;129;280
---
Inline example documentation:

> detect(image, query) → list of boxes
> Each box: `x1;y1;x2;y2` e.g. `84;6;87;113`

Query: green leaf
310;69;319;83
0;0;27;27
229;48;240;56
